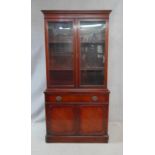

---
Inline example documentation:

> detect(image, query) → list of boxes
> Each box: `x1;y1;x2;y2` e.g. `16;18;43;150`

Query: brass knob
56;96;62;102
92;96;98;101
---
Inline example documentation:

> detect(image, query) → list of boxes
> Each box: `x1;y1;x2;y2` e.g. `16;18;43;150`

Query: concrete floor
31;122;122;155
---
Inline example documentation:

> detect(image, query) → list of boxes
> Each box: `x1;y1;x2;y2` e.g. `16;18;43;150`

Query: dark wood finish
46;135;109;143
45;93;109;103
42;10;111;143
46;104;76;135
79;105;108;135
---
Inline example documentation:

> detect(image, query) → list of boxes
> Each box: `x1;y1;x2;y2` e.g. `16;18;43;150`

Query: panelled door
78;19;107;87
46;19;76;87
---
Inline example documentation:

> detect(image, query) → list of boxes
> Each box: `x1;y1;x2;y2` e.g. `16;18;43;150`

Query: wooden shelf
51;53;72;56
81;42;104;44
49;68;73;71
49;41;72;44
81;67;104;71
49;42;104;44
49;67;103;71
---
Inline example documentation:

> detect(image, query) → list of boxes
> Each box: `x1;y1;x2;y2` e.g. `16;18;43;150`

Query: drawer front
45;93;109;103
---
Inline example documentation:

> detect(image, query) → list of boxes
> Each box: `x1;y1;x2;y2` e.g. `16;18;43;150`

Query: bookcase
42;10;111;143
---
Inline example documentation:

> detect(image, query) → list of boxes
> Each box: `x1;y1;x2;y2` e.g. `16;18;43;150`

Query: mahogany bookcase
42;10;111;143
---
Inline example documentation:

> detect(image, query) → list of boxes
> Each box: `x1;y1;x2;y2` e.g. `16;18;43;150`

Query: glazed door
78;20;107;87
46;20;75;87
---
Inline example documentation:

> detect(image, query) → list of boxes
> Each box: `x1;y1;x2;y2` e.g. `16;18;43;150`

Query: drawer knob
92;96;98;101
56;96;62;102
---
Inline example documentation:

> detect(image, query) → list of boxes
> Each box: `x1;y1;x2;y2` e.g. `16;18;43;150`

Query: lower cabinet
45;104;108;137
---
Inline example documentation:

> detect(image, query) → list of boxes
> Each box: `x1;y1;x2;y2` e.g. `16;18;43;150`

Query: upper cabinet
43;10;111;88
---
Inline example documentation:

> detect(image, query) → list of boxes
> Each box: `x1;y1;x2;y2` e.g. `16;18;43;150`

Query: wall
31;0;123;122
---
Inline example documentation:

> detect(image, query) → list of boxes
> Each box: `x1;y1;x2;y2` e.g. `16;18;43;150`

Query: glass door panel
79;21;106;86
48;21;74;86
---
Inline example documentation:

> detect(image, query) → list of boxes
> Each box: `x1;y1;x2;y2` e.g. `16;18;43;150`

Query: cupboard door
47;21;75;86
79;105;108;135
79;20;106;86
46;105;76;135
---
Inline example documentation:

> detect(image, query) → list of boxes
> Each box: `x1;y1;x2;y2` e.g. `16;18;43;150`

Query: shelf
49;67;103;71
49;41;104;44
49;41;72;44
51;53;73;56
81;67;104;71
50;51;72;53
81;42;104;44
51;55;72;57
49;68;73;71
49;66;103;71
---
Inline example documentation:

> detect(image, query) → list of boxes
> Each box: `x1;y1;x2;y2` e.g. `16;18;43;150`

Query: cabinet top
41;10;112;15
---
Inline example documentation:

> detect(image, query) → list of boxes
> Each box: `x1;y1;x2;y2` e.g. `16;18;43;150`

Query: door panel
79;105;108;135
47;21;75;86
79;20;106;86
46;105;76;135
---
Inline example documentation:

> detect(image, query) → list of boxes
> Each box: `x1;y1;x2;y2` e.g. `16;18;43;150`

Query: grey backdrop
31;0;123;123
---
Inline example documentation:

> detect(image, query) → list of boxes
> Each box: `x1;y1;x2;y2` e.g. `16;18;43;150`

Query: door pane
79;21;106;86
48;21;74;86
